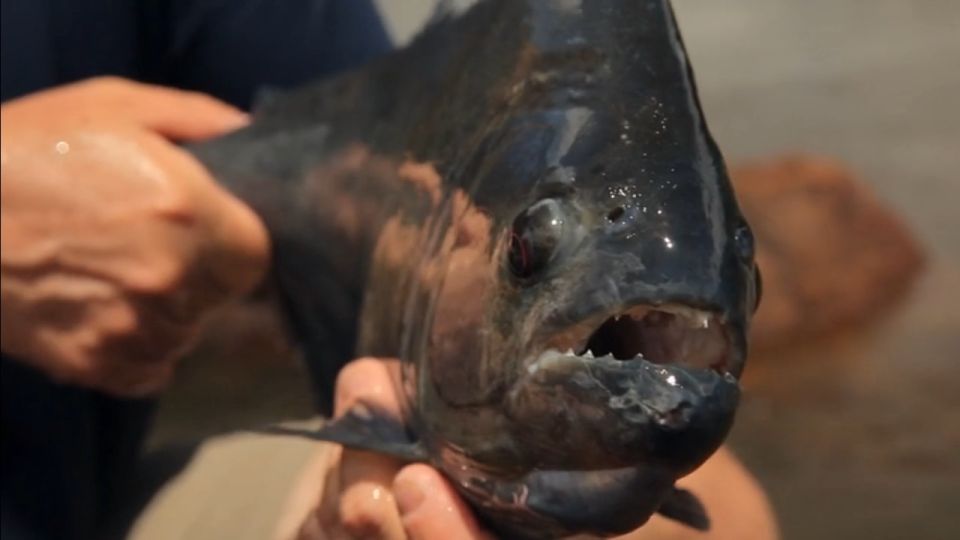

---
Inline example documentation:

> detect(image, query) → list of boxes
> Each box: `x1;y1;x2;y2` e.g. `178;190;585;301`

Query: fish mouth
508;303;741;473
543;304;735;376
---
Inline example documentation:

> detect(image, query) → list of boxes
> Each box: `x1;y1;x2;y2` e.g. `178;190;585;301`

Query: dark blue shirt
1;1;392;538
1;0;391;107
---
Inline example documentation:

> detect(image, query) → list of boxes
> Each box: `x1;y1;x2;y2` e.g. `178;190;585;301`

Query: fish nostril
607;206;625;223
733;224;755;261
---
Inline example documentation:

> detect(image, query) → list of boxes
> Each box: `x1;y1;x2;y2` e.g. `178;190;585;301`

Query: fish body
192;0;760;537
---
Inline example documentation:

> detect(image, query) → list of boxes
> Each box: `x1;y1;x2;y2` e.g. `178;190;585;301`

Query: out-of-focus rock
732;155;925;352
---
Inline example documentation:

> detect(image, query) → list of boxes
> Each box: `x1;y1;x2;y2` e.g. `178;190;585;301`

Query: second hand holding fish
286;358;494;540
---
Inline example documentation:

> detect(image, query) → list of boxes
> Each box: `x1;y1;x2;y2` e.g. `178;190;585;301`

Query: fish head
493;109;760;471
447;110;758;539
410;0;761;536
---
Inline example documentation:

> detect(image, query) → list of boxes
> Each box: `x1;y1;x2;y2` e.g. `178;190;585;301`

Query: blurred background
144;1;960;539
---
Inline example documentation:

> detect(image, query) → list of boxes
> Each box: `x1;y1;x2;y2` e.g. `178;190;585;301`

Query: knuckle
152;180;197;221
338;485;396;538
335;358;383;392
36;323;175;397
100;302;139;338
334;359;397;416
128;258;188;295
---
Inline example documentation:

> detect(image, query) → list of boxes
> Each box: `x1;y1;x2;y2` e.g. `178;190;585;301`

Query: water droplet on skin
55;141;70;155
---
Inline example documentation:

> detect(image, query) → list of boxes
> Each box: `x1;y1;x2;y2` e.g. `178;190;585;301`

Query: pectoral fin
657;487;710;531
254;402;427;462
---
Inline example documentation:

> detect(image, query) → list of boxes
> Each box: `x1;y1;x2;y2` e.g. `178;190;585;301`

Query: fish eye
508;198;567;280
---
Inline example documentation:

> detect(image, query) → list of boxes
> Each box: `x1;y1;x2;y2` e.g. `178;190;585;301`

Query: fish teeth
584;349;594;358
697;313;710;329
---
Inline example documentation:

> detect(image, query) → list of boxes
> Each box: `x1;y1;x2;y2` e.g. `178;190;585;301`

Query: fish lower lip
452;464;676;538
512;349;740;472
546;304;734;375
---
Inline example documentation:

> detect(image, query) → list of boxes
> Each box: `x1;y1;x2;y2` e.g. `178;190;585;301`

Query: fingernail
393;471;427;517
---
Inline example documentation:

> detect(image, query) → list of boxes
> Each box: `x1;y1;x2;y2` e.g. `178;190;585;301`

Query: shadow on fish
190;0;761;537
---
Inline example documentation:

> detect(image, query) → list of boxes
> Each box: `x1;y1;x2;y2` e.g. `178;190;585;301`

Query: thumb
198;182;271;295
147;131;270;296
113;80;250;141
393;464;494;540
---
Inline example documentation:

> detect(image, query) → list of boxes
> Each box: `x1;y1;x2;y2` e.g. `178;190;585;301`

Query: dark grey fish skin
191;0;760;537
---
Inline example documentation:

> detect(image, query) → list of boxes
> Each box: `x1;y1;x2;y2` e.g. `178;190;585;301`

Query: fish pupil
508;230;533;278
607;206;625;222
507;199;566;280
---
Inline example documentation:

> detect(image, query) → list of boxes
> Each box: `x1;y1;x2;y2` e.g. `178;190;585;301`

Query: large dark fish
191;0;760;537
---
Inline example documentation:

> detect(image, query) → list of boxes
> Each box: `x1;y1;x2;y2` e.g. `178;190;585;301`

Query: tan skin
1;77;267;395
0;78;778;539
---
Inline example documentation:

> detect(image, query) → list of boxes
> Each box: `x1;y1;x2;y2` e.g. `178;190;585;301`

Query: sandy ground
137;2;960;539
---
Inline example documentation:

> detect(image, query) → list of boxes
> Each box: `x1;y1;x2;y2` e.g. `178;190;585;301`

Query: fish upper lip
542;303;735;376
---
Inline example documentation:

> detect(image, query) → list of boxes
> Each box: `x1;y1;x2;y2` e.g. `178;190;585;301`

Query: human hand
280;358;493;540
0;77;269;396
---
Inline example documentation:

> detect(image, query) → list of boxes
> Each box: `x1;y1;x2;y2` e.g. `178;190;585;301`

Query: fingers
5;77;250;141
297;358;493;540
336;450;407;540
333;358;404;417
393;465;493;540
87;77;250;140
32;325;176;398
329;359;406;540
192;182;271;296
